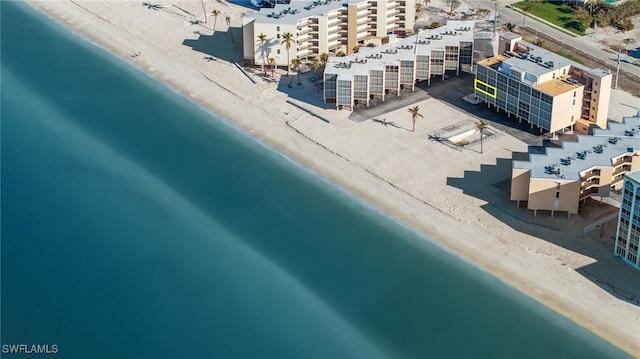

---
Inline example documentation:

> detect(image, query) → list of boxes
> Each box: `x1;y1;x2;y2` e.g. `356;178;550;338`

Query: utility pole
615;50;621;89
493;0;498;36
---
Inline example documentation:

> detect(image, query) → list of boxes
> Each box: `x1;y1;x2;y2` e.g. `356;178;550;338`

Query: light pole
493;0;498;36
615;50;621;90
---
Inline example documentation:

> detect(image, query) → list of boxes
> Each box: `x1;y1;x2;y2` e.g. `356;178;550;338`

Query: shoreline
23;0;640;355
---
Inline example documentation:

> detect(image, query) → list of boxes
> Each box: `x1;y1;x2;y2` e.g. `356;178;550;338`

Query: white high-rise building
243;0;415;67
615;169;640;269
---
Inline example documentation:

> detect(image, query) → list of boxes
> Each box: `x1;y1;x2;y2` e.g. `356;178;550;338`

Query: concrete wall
497;35;521;54
511;168;530;202
252;22;298;66
550;87;582;133
527;179;580;214
242;18;256;63
348;4;358;54
588;72;612;130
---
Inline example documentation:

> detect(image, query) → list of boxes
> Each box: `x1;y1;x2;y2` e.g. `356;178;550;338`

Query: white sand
27;0;640;355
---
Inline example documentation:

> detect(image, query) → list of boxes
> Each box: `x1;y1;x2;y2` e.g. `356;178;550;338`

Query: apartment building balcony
297;27;314;35
613;156;633;167
611;174;625;187
613;164;632;176
580;187;602;200
581;169;601;182
581;178;600;190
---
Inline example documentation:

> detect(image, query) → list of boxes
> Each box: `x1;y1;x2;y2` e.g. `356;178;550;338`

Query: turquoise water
0;2;633;358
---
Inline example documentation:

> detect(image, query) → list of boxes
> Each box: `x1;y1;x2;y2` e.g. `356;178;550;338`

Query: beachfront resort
511;112;640;219
322;20;474;110
242;0;415;67
475;33;612;138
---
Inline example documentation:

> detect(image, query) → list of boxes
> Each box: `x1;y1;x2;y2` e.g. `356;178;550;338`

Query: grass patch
548;50;584;64
513;1;586;35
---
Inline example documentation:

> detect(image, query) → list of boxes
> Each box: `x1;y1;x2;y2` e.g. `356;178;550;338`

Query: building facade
511;113;640;218
475;33;612;136
614;170;640;269
242;0;415;67
323;20;474;110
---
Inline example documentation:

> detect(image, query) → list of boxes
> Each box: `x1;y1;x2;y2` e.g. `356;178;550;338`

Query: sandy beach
25;0;640;355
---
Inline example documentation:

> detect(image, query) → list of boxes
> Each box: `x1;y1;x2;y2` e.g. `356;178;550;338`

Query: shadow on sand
446;152;640;306
183;30;243;63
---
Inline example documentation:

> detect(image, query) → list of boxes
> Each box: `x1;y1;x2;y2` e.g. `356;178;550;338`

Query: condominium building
511;112;640;218
323;20;474;110
614;170;640;269
242;0;415;67
475;33;612;136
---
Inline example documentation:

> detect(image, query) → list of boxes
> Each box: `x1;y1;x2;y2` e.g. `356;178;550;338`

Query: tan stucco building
242;0;415;67
511;113;640;218
475;33;612;137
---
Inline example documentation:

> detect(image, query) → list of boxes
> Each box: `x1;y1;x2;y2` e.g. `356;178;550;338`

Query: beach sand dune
27;0;640;355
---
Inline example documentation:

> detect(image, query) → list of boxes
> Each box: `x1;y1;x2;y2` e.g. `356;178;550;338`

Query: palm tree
475;120;489;154
504;22;516;32
311;57;320;79
407;105;423;132
269;57;276;77
352;45;360;53
225;15;234;42
212;10;221;31
290;58;302;87
281;32;294;76
201;0;208;23
446;0;460;16
319;53;329;66
257;33;268;76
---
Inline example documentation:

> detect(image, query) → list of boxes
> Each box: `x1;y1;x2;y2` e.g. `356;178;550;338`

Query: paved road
437;0;640;79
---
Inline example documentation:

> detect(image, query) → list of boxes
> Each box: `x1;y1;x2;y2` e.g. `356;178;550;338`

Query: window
556;182;561;190
573;91;576;97
556;191;560;198
277;34;280;39
277;26;280;31
277;49;281;54
553;73;556;79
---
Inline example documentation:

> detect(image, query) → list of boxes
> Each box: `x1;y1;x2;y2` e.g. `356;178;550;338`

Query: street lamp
493;0;498;36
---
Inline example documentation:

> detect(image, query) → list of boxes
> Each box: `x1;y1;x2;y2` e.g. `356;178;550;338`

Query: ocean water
0;2;633;358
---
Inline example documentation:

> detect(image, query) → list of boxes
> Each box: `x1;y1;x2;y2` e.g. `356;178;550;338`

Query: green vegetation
549;50;584;65
513;1;585;35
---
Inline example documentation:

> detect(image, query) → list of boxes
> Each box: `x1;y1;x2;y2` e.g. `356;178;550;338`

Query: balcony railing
613;156;631;167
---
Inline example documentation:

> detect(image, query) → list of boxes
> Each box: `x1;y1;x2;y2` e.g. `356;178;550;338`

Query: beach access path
26;0;640;355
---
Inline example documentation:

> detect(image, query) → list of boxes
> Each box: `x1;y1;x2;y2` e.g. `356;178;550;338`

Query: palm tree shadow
142;2;164;10
371;118;410;131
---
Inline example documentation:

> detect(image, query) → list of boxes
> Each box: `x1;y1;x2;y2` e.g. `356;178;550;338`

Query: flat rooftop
503;40;582;77
325;20;474;78
513;114;640;181
534;75;583;96
626;169;640;183
246;0;358;25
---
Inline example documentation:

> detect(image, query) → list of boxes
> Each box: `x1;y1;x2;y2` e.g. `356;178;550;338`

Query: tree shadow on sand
183;31;243;63
446;153;640;306
371;118;411;131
